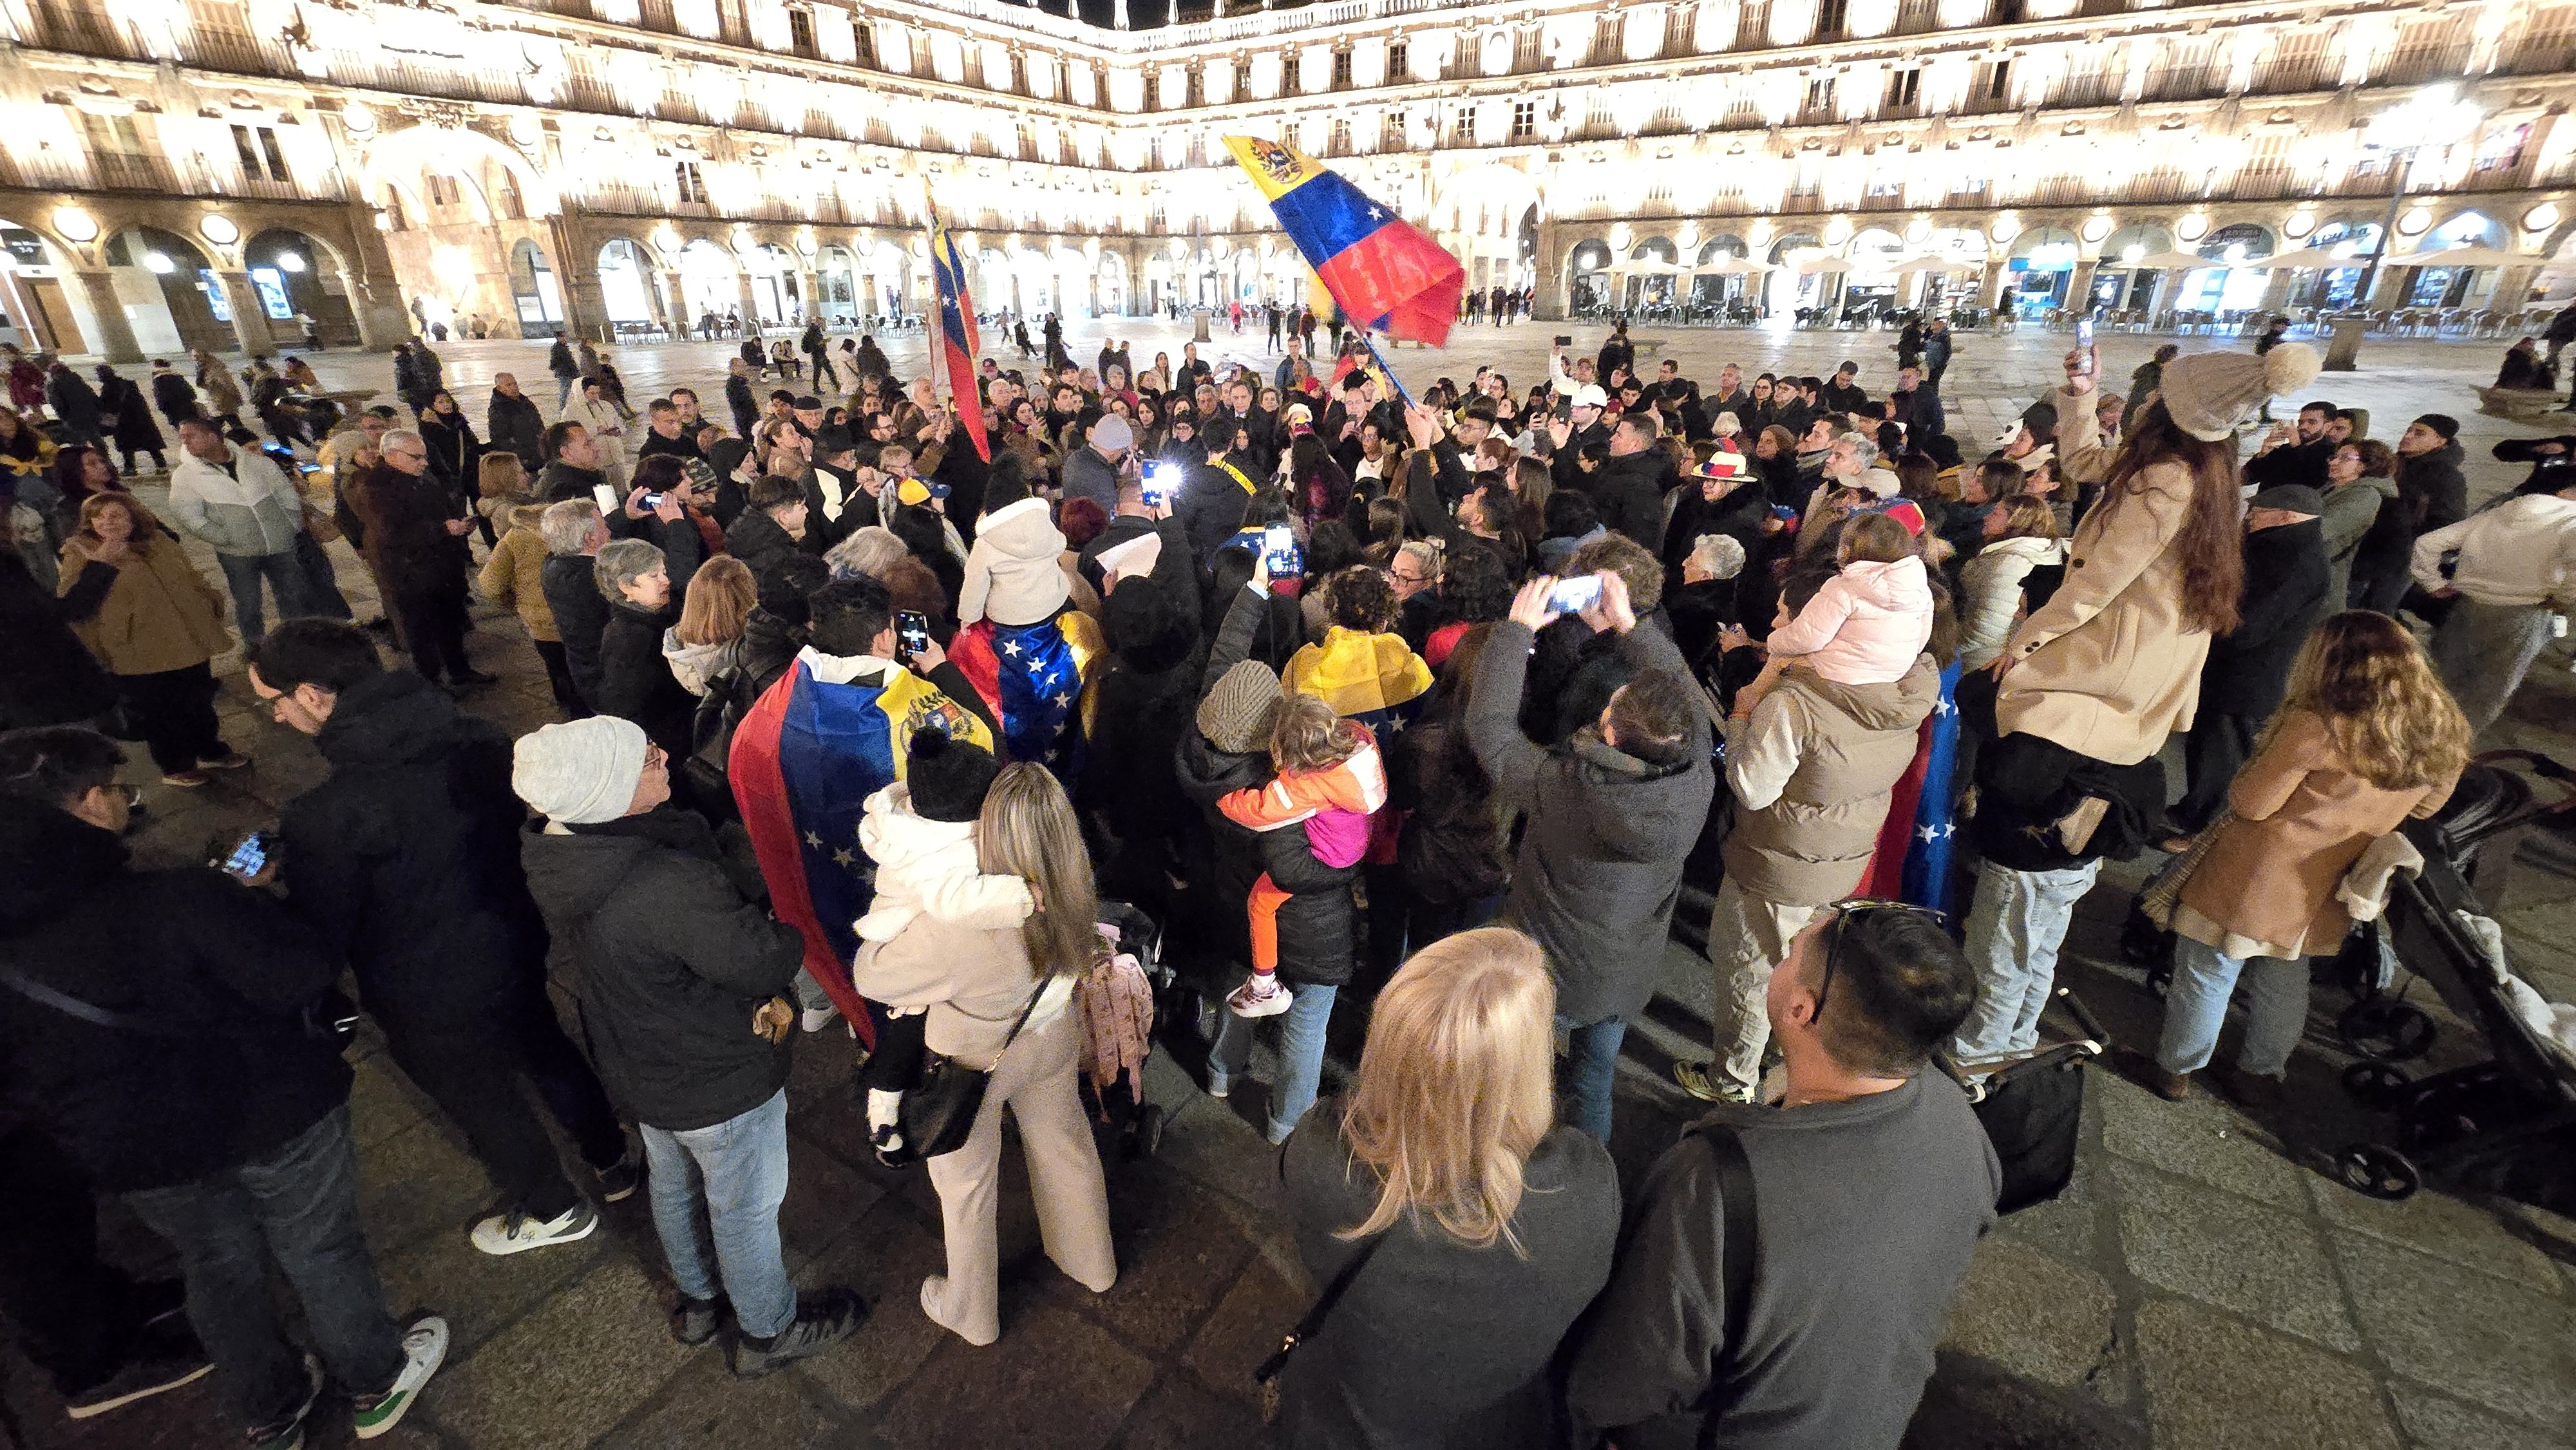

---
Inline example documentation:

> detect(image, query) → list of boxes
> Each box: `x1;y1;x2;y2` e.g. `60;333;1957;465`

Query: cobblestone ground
6;320;2573;1450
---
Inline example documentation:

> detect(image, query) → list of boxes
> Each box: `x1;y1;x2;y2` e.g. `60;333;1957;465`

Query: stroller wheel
2340;1060;2413;1109
2335;1142;2422;1201
2336;998;2436;1062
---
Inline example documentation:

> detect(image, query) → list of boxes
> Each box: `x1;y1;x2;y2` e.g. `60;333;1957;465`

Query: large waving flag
926;207;993;463
949;612;1104;777
730;649;996;1033
1225;136;1464;347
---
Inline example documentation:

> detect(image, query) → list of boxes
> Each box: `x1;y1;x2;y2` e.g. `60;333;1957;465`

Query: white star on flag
1001;639;1023;657
1051;692;1072;708
831;847;856;868
803;831;823;848
1917;824;1938;843
1933;697;1955;716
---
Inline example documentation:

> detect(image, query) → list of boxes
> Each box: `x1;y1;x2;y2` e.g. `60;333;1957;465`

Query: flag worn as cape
949;611;1104;778
729;648;996;1032
1225;136;1463;347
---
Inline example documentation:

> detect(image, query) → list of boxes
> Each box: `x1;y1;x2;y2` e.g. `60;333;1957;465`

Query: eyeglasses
1815;898;1949;1021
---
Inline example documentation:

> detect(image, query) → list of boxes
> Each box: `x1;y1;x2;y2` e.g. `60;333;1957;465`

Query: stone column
337;211;412;351
70;271;144;363
737;272;764;334
216;272;274;355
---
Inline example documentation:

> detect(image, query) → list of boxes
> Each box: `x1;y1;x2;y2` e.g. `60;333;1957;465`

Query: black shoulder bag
1253;1234;1385;1426
895;981;1049;1162
0;965;358;1051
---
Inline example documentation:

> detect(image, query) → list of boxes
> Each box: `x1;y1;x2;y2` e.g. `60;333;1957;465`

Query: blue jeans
1208;983;1340;1144
2156;936;2309;1077
1949;858;2103;1064
216;547;313;646
638;1089;795;1339
1558;1015;1627;1142
556;375;576;409
123;1106;404;1427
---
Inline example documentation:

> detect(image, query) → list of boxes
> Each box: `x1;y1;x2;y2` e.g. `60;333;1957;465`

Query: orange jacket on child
1217;731;1386;869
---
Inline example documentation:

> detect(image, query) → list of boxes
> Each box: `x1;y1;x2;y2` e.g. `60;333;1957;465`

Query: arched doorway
509;240;565;337
2179;222;2274;314
1567;239;1611;315
2402;211;2503;308
106;227;231;354
1768;231;1826;315
243;229;359;348
2094;223;2174;312
1095;252;1129;317
744;244;798;325
677;240;740;329
816;246;858;325
597;239;658;328
1844;227;1908;320
1691;236;1750;310
0;223;91;354
2005;226;2081;319
1054;250;1092;318
2295;220;2383;309
1624;236;1679;310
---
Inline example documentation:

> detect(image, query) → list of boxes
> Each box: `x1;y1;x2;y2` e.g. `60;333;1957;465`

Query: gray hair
1834;430;1880;470
379;428;424;456
539;498;601;556
824;525;907;581
593;537;664;599
1689;533;1747;580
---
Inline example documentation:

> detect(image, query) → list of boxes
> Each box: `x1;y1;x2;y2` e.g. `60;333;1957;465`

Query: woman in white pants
854;762;1116;1346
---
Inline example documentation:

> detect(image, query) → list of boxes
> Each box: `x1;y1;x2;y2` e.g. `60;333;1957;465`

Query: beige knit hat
2157;344;2323;442
1196;659;1282;755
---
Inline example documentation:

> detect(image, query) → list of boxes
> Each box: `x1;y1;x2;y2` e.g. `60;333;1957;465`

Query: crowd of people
2;308;2574;1450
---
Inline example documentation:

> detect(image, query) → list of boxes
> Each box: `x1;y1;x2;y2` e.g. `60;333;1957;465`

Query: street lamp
2349;84;2488;312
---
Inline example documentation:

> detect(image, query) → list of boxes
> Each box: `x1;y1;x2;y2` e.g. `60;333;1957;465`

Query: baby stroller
2333;751;2576;1210
1087;899;1173;1158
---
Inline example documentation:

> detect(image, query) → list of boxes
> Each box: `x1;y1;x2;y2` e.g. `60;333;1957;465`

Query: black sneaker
730;1290;866;1378
671;1294;729;1346
594;1154;641;1204
243;1355;322;1450
63;1348;213;1420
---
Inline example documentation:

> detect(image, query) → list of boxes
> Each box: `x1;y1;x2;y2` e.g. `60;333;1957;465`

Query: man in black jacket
1465;571;1714;1142
248;622;634;1257
486;372;546;471
538;420;608;502
147;358;200;428
538;497;613;711
1592;413;1676;547
1566;907;1994;1450
2167;485;2332;840
0;726;449;1445
1175;424;1256;561
516;714;864;1374
2242;399;2336;492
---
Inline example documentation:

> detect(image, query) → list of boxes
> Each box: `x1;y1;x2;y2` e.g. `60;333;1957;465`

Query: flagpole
920;181;951;418
1356;330;1418;411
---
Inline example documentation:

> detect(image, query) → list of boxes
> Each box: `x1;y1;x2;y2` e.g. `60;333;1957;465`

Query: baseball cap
1571;384;1608;410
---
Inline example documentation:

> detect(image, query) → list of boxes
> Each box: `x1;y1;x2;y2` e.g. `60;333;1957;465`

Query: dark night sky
1009;0;1323;33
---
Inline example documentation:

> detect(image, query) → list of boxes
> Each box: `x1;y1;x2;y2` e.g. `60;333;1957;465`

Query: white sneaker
350;1317;448;1440
1227;975;1294;1019
800;1004;840;1033
469;1203;597;1257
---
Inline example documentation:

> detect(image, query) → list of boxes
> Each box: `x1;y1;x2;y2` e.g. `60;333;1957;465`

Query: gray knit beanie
1196;660;1283;755
513;717;649;824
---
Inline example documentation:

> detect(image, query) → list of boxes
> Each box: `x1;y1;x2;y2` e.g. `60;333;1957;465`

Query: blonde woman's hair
674;554;755;648
1995;496;2062;541
1339;928;1557;1252
2271;610;2470;792
974;763;1099;980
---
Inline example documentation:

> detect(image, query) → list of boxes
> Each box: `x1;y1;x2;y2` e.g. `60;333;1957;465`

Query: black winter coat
417;410;484;500
1392;695;1508;908
596;599;696;758
0;799;349;1192
149;370;200;426
1589;449;1671;548
1077;520;1203;899
2396;440;2468;536
279;670;551;1033
488;388;546;470
0;549;115;728
98;375;163;455
542;552;612;704
44;369;100;436
1173;587;1358;986
2200;519;2330;717
1466;621;1714;1025
520;808;801;1131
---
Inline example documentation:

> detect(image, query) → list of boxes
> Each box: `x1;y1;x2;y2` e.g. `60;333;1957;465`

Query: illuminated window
1456;107;1476;143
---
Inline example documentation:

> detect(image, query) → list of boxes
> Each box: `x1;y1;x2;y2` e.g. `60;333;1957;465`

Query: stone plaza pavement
5;319;2575;1450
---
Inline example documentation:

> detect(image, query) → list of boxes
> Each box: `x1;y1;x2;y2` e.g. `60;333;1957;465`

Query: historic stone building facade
2;0;2571;357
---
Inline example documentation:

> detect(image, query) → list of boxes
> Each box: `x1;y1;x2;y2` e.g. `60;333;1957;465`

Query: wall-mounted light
52;207;99;242
2079;214;2112;243
144;252;175;274
2282;210;2316;240
342;102;374;135
199;214;240;246
2174;212;2210;242
277;253;308;273
2397;206;2433;236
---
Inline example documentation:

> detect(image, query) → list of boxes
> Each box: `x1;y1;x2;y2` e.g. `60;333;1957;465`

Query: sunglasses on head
1814;898;1948;1021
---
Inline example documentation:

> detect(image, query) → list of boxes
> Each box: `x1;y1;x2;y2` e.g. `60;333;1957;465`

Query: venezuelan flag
729;648;994;1031
926;205;993;463
1226;136;1464;347
949;611;1104;780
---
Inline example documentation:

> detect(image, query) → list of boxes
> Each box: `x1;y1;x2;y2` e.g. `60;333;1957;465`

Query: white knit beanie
513;717;649;824
2158;344;2323;442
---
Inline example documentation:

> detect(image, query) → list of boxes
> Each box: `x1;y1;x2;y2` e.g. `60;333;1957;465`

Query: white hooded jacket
853;782;1033;945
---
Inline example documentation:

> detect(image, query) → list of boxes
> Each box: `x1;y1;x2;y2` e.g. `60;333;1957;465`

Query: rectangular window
1332;48;1352;89
231;124;262;178
788;7;814;55
857;21;873;64
1456;107;1476;143
675;160;707;202
1815;0;1848;37
1388;41;1409;80
1511;100;1535;140
500;170;525;219
258;129;290;183
1330;115;1352;153
1383;110;1405;149
1987;60;2012;100
1148;135;1164;168
1887;66;1920;109
1805;77;1835;117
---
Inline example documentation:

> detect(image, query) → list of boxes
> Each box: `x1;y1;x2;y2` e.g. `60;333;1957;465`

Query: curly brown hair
1324;565;1399;633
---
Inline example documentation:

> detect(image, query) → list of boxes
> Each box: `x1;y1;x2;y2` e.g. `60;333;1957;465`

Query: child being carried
1216;693;1386;1019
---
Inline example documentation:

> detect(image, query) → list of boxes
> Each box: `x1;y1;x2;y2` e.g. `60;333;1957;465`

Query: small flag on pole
1224;136;1464;348
925;205;992;463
